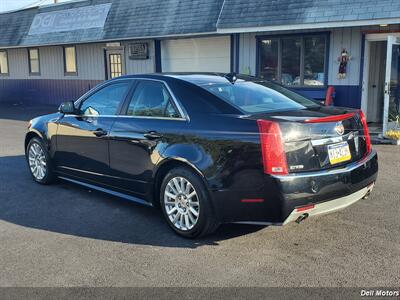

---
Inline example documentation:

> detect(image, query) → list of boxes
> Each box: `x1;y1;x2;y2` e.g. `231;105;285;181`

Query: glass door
106;49;125;79
383;36;400;134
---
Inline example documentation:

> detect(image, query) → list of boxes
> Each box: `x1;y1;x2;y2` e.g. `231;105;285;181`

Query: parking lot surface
0;103;399;287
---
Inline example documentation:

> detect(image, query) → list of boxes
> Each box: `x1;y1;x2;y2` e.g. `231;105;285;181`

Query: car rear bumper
282;182;374;225
213;149;378;224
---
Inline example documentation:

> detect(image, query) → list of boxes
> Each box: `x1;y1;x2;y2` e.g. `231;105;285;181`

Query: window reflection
304;37;325;86
260;39;278;81
259;35;326;87
281;38;301;86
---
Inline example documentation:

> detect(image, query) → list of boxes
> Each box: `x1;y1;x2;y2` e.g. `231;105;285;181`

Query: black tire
26;137;56;185
160;167;219;238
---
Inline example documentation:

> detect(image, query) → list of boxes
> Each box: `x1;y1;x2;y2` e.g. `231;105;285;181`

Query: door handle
144;131;163;140
93;129;107;137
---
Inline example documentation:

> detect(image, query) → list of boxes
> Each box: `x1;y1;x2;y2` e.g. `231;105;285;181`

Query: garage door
161;36;231;73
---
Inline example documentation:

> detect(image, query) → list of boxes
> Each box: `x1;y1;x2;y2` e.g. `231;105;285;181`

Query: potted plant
385;112;400;145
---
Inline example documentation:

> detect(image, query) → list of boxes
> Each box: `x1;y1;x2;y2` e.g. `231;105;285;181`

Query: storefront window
259;39;279;81
259;35;327;87
281;38;301;86
304;36;325;86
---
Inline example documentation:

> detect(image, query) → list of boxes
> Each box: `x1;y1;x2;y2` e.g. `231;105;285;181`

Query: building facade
0;0;399;134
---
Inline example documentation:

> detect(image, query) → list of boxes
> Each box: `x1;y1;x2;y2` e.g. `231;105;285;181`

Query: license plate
328;142;352;165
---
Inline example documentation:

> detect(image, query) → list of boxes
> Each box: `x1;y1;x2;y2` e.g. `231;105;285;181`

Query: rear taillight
257;120;288;176
358;110;372;155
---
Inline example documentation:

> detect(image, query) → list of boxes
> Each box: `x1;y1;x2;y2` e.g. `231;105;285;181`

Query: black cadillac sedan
25;73;378;238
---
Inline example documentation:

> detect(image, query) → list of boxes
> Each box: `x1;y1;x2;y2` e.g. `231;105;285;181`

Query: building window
0;50;9;75
109;54;122;79
28;48;40;75
64;46;77;75
258;35;327;87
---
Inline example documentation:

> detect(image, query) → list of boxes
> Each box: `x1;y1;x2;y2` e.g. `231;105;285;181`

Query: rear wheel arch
153;159;209;206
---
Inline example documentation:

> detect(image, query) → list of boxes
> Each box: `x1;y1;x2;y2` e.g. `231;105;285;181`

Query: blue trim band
235;33;240;73
155;39;162;72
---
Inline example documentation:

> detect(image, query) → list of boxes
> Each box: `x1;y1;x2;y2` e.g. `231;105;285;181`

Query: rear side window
202;81;319;114
127;81;180;118
80;82;131;116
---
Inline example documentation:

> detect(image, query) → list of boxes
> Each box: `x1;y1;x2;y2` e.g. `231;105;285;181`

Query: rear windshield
201;80;320;114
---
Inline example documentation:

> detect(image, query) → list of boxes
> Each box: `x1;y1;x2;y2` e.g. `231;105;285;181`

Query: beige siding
2;41;156;81
7;48;29;79
123;40;155;74
4;44;105;80
76;44;106;80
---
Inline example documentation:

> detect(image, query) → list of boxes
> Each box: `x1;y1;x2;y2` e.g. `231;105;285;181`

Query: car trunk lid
249;107;371;174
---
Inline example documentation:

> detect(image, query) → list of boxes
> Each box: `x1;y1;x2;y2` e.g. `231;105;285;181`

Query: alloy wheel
28;142;47;180
164;176;200;231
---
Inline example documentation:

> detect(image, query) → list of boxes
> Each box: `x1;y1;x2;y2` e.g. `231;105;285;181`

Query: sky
0;0;72;13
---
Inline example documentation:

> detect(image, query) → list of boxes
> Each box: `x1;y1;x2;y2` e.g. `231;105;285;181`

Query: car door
55;80;134;184
108;79;187;199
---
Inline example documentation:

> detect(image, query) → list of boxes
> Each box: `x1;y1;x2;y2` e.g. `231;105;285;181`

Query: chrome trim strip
274;149;376;180
57;166;148;183
58;176;152;207
310;132;354;146
283;183;374;225
62;115;187;121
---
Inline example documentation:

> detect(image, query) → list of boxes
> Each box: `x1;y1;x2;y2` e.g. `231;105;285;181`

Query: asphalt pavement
0;103;399;287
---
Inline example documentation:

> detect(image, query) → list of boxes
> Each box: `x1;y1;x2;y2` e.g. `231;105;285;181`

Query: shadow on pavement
0;103;57;122
0;155;266;248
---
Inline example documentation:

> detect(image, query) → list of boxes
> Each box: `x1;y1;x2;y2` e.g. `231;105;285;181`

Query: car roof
115;72;258;86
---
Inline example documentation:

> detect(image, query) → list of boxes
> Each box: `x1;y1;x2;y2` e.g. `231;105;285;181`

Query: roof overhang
217;18;400;34
0;31;223;50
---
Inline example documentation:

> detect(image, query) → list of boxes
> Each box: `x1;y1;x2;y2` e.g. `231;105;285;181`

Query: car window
80;82;131;116
127;81;180;118
201;80;319;114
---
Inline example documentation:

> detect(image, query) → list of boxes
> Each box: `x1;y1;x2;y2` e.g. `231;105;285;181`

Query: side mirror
58;101;76;114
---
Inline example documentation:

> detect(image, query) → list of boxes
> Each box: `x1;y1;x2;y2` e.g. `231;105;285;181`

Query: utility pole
54;0;59;3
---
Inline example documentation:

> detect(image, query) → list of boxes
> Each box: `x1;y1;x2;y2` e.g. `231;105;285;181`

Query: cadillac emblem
335;122;345;135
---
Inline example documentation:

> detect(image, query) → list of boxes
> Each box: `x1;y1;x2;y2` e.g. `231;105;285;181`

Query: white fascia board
0;31;223;50
217;18;400;34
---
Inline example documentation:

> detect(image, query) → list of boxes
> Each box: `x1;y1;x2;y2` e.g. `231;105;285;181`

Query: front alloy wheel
26;137;55;184
28;142;47;180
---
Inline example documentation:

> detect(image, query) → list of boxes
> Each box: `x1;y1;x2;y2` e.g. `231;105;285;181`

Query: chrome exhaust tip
295;213;309;224
362;191;371;200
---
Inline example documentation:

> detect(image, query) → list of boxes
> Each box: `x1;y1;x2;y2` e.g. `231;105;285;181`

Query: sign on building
28;3;111;35
129;43;149;60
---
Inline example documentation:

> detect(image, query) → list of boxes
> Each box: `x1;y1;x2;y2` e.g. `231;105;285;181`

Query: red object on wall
325;86;335;106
